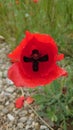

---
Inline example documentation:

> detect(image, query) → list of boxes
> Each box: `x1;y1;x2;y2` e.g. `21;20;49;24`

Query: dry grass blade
25;102;54;130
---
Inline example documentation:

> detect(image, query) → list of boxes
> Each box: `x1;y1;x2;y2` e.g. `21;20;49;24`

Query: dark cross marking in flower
23;49;48;72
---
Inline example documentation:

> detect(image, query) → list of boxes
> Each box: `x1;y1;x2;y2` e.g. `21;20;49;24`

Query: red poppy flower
8;31;67;88
33;0;39;3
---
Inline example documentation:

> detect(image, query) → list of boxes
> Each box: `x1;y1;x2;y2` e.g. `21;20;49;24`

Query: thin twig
25;102;54;130
20;88;24;96
20;89;54;130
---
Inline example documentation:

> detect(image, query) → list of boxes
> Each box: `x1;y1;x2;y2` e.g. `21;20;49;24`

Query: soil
67;118;73;130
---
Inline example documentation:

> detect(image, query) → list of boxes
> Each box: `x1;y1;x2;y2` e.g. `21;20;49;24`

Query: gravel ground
0;38;51;130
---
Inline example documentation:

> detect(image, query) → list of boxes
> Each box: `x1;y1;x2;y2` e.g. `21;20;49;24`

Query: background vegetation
0;0;73;130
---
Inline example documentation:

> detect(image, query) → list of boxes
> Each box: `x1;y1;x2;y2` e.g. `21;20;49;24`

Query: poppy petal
8;31;33;61
34;33;58;55
15;96;25;108
21;36;58;76
8;62;68;88
8;32;58;62
8;63;27;87
26;96;34;104
8;38;26;61
56;54;64;61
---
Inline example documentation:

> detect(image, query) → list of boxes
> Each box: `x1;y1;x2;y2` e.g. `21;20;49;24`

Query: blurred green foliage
0;0;73;129
34;76;73;129
0;0;73;52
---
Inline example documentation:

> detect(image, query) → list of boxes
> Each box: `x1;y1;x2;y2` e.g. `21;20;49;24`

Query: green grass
0;0;73;50
0;0;73;129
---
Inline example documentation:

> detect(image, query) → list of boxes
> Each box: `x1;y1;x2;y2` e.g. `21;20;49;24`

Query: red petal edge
8;62;68;88
15;96;25;109
26;96;34;104
56;54;64;61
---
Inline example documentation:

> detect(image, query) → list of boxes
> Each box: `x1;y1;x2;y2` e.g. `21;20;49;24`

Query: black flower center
23;49;48;72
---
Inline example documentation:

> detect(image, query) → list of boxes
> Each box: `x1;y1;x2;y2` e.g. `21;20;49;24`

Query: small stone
19;117;28;123
6;78;13;85
27;120;32;125
0;35;5;43
7;114;15;121
5;101;9;105
2;108;8;114
48;120;54;127
6;87;15;93
0;91;4;96
28;109;32;113
1;64;6;70
58;128;62;130
20;110;28;116
13;128;18;130
0;84;2;88
7;123;13;128
40;125;48;130
32;121;35;127
17;123;24;128
30;113;35;118
0;80;2;85
0;95;5;102
0;105;4;110
4;92;11;96
34;122;40;130
25;125;31;130
8;103;14;111
29;116;33;121
8;129;13;130
0;72;2;77
3;71;7;78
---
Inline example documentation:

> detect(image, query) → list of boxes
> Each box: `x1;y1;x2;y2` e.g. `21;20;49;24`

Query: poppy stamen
23;56;33;62
33;60;39;71
23;49;48;72
39;55;48;62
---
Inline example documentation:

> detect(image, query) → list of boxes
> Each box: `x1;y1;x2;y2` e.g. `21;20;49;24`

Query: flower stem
20;88;24;96
25;102;54;130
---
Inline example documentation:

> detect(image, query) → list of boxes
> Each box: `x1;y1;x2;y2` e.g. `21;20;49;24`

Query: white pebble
25;125;31;130
34;122;40;129
40;125;49;130
30;113;35;118
6;87;15;93
0;91;5;96
5;101;9;105
6;78;13;85
7;114;15;121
